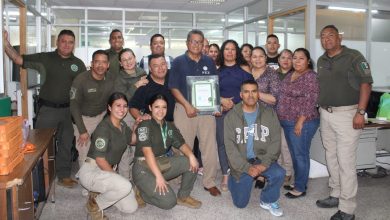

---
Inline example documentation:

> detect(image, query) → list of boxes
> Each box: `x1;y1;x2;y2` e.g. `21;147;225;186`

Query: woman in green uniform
133;94;202;210
79;92;138;219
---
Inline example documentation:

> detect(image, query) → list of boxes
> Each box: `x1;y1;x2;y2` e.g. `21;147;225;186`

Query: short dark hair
58;29;75;40
320;25;339;34
293;48;314;69
148;54;165;64
148;94;168;107
109;29;122;39
241;79;258;91
106;92;128;115
266;34;279;42
92;49;109;61
150;34;165;45
186;29;204;42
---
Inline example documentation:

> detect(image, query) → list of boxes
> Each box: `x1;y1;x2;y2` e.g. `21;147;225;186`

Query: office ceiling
47;0;257;13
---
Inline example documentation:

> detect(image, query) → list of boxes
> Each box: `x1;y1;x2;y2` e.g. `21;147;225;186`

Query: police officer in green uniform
79;92;138;220
3;30;86;188
105;29;124;79
70;50;114;169
133;94;202;210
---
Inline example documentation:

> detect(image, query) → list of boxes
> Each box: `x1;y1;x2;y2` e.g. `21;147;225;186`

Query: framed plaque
187;75;220;115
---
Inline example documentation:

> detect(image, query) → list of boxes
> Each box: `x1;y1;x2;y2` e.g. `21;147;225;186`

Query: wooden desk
0;129;55;220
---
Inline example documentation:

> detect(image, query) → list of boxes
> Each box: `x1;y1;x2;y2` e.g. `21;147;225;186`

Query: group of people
3;23;372;220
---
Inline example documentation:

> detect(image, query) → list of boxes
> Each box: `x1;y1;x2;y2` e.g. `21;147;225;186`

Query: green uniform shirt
105;48;121;79
317;46;373;107
88;116;132;165
22;50;86;104
135;119;185;157
114;67;147;101
70;70;114;134
276;68;292;81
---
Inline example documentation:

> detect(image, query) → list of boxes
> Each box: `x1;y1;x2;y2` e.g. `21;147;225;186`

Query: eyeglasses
188;39;203;46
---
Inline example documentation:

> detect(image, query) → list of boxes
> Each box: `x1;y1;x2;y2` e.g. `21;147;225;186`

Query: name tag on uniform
88;88;97;93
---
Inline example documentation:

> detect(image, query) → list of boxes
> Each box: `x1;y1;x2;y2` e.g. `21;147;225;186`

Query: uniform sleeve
125;123;132;145
352;52;373;84
22;53;46;74
169;123;185;149
260;110;282;167
224;112;251;175
70;74;87;134
90;125;110;158
114;74;129;99
136;121;152;148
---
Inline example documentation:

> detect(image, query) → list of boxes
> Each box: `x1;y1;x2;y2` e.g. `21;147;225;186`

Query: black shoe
316;196;339;208
285;191;306;199
254;180;265;189
283;185;294;191
330;210;355;220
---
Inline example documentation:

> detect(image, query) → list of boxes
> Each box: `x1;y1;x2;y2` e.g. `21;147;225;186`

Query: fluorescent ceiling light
221;18;243;23
189;0;226;5
328;6;365;12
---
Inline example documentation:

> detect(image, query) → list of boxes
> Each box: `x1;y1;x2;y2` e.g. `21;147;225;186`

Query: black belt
39;99;70;108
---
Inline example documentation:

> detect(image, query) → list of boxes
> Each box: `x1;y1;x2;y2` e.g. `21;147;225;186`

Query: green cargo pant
132;155;197;210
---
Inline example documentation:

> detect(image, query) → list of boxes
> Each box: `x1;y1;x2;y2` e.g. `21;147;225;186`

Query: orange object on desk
23;142;36;153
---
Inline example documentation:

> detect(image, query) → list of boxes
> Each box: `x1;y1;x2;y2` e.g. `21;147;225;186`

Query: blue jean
280;119;319;193
216;113;229;175
228;162;285;208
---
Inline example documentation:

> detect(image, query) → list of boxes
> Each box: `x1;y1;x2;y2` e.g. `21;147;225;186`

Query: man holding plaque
168;29;221;196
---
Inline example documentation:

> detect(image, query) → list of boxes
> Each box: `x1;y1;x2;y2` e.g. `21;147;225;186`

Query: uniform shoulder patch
137;126;148;142
95;137;107;152
359;61;371;75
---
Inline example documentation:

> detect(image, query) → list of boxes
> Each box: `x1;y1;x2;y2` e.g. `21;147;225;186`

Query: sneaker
330;210;355;220
316;196;339;208
57;177;78;188
135;188;146;208
177;196;202;209
260;200;283;217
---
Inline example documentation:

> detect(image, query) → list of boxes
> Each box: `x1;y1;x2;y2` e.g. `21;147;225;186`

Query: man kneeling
224;80;285;217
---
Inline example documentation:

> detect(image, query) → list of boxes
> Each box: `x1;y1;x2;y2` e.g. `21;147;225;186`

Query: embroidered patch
359;61;370;75
70;87;77;100
168;130;173;137
138;127;148;141
71;64;79;72
235;128;241;134
95;138;106;151
88;88;97;93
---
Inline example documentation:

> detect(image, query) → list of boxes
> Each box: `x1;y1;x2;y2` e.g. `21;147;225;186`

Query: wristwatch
357;109;366;115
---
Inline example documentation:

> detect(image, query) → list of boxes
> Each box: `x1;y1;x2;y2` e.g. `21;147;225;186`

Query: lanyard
160;123;167;149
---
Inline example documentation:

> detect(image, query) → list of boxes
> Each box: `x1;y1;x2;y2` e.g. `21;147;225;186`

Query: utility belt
39;98;70;108
320;104;358;113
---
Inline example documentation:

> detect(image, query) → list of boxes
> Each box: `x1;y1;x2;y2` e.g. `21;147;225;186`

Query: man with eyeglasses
105;29;124;79
168;29;221;196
